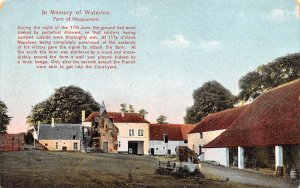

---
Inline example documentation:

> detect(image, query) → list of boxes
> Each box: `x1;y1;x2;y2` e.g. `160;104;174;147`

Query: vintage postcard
0;0;299;187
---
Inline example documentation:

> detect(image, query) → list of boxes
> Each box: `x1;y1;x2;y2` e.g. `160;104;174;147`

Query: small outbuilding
150;124;195;155
37;119;82;151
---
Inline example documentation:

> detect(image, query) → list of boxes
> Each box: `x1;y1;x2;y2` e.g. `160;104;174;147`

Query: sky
0;0;299;133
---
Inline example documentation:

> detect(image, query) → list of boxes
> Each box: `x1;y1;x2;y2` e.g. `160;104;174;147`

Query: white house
37;118;82;151
150;124;194;155
188;105;247;166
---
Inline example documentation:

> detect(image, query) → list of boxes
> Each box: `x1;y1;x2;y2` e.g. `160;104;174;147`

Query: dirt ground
0;150;265;188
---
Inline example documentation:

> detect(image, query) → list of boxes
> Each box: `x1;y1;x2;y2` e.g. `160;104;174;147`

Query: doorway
151;148;155;155
128;141;138;154
62;146;67;151
103;142;108;153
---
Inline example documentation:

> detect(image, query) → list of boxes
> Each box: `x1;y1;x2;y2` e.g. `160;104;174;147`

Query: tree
120;103;128;113
184;81;234;124
27;86;99;128
128;105;135;113
120;104;137;113
238;52;300;102
138;109;148;118
24;129;34;144
157;115;167;124
0;100;12;132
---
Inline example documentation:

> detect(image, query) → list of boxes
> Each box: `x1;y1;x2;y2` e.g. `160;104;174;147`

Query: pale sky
0;0;299;133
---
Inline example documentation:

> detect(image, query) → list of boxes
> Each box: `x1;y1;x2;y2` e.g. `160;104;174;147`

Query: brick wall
0;133;25;151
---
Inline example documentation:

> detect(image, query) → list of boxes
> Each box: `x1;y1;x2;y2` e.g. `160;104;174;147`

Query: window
55;142;58;149
74;143;78;150
200;132;203;139
184;140;188;143
129;129;134;136
193;144;194;149
163;147;165;149
118;141;121;148
73;135;76;139
45;143;48;146
156;148;158;150
138;129;144;136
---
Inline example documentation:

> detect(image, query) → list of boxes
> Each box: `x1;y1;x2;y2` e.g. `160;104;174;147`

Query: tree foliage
120;103;128;113
120;104;147;116
157;115;167;124
27;86;99;127
128;105;135;113
138;109;148;118
238;53;300;101
0;100;12;132
25;129;34;144
184;81;234;124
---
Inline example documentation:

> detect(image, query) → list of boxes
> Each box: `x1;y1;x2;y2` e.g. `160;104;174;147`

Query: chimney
37;121;41;138
82;110;86;123
51;118;55;127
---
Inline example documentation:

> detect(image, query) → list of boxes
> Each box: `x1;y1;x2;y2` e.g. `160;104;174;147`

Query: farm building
0;132;25;151
150;124;194;155
85;102;150;155
37;118;82;151
205;79;300;174
188;105;247;166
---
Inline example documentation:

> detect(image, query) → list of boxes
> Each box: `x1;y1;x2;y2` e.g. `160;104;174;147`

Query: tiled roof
38;124;82;140
205;79;300;148
84;111;149;123
150;124;195;141
84;112;99;122
107;112;149;123
188;105;248;134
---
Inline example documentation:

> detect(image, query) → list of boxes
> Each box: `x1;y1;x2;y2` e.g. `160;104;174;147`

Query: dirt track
201;163;299;188
0;150;269;188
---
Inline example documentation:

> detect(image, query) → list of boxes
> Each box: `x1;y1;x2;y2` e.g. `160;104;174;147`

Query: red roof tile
84;111;149;123
107;112;149;123
205;79;300;148
189;105;248;134
150;124;195;141
84;112;100;122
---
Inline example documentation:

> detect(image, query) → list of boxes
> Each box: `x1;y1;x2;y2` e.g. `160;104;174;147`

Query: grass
0;150;262;188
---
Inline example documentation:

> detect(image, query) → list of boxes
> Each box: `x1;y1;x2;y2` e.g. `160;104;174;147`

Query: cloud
162;34;191;48
266;8;296;23
130;4;150;17
198;39;222;51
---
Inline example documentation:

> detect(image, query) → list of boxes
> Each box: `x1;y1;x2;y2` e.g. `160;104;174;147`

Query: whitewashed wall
203;147;229;167
188;129;226;155
150;140;187;155
115;122;149;155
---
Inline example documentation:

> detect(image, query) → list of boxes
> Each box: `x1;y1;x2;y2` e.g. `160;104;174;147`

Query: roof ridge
259;78;300;96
